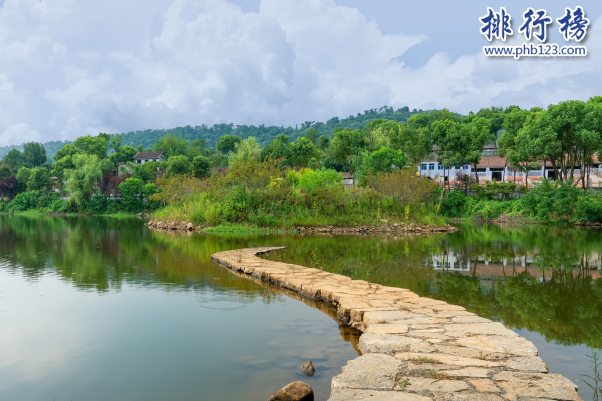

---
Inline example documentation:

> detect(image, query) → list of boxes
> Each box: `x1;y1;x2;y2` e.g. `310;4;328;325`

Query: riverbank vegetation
1;97;601;226
151;159;444;228
440;180;602;223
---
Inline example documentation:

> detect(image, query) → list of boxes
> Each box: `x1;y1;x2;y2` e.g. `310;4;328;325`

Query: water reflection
267;224;602;399
0;215;360;401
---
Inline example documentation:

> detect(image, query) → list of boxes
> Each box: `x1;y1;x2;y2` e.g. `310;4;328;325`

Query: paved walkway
211;247;582;401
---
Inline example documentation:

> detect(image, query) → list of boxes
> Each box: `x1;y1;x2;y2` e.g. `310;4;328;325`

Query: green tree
260;134;291;165
2;149;26;170
192;156;211;179
27;167;53;191
318;135;330;150
329;128;369;172
23;142;47;167
366;147;407;173
65;154;103;208
118;178;146;212
289;137;320;168
391;124;431;166
0;164;12;181
54;144;83;161
305;127;319;145
230;137;260;164
100;159;115;175
109;135;137;164
73;136;109;159
16;167;32;189
166;155;192;177
216;135;242;154
153;133;189;159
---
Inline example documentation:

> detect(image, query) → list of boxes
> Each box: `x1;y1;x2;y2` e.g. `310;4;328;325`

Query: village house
418;147;602;187
133;152;165;164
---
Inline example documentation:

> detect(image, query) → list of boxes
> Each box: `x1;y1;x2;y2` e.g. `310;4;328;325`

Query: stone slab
328;389;432;401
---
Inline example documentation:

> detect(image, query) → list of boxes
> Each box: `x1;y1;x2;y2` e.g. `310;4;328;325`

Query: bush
440;190;467;217
298;168;342;194
119;178;145;213
87;194;109;214
51;199;69;213
576;194;602;222
222;186;250;222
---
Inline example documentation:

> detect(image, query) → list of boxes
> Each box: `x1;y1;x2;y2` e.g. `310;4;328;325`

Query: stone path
211;247;582;401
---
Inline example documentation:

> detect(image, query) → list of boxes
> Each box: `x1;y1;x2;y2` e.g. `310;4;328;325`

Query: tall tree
216;135;242;154
152;134;188;159
73;136;109;159
23;142;47;167
65;154;103;208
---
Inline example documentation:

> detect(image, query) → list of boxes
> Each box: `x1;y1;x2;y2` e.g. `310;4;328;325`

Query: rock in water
300;360;315;377
267;381;314;401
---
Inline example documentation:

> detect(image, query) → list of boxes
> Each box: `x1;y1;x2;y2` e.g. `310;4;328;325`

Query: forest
0;105;431;161
0;97;601;226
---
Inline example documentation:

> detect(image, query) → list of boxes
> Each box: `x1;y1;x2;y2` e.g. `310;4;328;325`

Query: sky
0;0;601;146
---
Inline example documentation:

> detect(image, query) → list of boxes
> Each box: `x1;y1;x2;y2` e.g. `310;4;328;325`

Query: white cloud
0;123;41;146
0;0;599;146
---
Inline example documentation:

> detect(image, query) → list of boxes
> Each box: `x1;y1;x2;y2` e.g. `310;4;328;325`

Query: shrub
119;178;145;213
440;190;467;217
576;194;602;222
51;199;69;213
298;168;342;194
87;194;109;214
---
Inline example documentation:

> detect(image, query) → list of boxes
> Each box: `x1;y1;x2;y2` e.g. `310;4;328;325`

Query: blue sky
0;0;600;146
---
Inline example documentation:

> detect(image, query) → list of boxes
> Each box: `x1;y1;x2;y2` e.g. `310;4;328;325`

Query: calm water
0;215;360;401
268;224;602;400
0;217;600;400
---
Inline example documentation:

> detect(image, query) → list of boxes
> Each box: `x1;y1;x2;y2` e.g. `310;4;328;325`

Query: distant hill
0;106;429;161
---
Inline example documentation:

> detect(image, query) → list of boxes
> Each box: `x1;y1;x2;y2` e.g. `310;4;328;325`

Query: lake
0;216;600;400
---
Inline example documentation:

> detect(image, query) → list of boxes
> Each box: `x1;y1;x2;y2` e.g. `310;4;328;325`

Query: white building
133;152;165;164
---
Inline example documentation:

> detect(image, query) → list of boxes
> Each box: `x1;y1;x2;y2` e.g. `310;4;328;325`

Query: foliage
166;155;192;177
65;154;103;209
192;156;211;179
366;169;439;211
73;135;109;159
0;175;19;200
365;147;407;174
2;149;26;170
298;168;342;194
152;133;189;159
27;167;53;191
118;178;146;213
23;142;47;167
151;175;205;204
229;136;260;163
216;135;242;154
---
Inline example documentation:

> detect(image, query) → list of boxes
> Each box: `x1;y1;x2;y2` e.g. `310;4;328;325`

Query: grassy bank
151;159;446;229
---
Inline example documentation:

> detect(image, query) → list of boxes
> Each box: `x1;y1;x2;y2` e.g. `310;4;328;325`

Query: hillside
0;106;428;160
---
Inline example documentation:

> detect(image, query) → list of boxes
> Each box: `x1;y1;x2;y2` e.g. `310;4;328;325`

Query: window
463;165;469;169
421;164;427;170
438;165;443;170
429;164;435;170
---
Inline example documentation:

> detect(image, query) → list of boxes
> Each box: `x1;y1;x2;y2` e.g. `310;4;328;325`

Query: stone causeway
211;247;582;401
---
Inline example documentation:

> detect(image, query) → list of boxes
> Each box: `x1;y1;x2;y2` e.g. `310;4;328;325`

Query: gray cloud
0;0;600;146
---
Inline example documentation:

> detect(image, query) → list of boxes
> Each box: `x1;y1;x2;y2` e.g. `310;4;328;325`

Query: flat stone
365;324;410;334
359;334;423;354
390;317;449;325
440;367;491;378
432;394;503;401
493;372;579;401
502;356;548;372
454;336;537;357
396;353;500;367
398;377;468;393
328;389;432;401
450;316;492;324
444;323;518;337
331;354;402;391
363;311;424;325
470;379;500;392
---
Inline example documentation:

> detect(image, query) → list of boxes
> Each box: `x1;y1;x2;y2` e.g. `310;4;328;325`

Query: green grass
102;212;140;218
202;223;295;234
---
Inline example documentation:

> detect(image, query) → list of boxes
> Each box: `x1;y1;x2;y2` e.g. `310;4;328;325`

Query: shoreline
146;219;460;234
211;247;581;401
